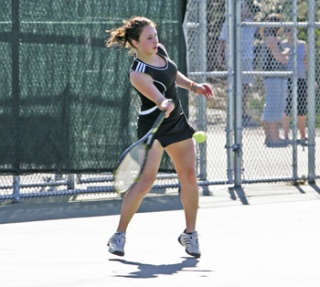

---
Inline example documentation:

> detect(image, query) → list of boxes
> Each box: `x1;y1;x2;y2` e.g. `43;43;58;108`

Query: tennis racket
113;110;166;193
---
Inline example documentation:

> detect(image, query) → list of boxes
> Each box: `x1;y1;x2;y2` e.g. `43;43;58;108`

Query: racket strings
114;143;147;192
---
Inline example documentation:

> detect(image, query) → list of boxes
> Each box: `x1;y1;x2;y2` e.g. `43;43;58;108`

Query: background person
281;27;308;143
216;1;257;125
260;13;290;147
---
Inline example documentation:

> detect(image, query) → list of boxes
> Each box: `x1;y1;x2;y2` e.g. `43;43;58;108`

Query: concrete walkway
1;183;320;287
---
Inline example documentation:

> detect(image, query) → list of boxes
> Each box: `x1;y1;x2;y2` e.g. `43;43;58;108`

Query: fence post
13;176;20;202
12;0;21;173
195;0;207;182
307;0;316;183
291;0;298;179
233;0;242;187
67;174;75;190
226;0;234;184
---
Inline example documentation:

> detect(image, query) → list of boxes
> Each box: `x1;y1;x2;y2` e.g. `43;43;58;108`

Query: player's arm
175;71;213;100
130;71;174;116
158;43;212;100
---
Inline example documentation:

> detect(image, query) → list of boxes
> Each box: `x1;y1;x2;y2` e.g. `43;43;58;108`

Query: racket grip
153;110;166;128
155;99;172;127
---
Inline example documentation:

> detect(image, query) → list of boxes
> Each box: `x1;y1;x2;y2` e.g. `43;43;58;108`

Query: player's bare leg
166;138;198;232
166;138;201;258
108;141;164;256
117;140;164;233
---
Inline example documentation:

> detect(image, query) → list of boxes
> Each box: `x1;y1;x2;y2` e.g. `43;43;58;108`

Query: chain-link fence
0;0;187;201
185;0;320;186
1;0;320;202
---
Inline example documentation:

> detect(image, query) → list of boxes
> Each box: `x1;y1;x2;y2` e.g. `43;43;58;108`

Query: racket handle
154;99;172;128
153;110;166;129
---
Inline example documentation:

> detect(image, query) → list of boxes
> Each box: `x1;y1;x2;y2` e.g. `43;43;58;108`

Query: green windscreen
0;0;187;174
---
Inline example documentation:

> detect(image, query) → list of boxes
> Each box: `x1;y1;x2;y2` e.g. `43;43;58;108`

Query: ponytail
106;17;156;52
106;26;128;48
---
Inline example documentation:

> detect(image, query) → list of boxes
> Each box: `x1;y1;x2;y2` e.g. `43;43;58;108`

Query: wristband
189;82;198;93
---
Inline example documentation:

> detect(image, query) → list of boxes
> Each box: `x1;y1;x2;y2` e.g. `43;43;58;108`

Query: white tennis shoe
108;232;126;256
178;230;201;258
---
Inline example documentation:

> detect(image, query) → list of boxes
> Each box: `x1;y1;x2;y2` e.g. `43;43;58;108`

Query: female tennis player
106;16;213;258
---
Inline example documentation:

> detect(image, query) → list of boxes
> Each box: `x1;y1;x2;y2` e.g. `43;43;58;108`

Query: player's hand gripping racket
113;110;166;194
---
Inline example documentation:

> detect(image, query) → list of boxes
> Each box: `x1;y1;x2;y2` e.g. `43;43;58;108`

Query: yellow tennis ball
193;131;207;143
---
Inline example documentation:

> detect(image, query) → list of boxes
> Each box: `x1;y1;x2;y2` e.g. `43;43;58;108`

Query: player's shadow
109;257;210;278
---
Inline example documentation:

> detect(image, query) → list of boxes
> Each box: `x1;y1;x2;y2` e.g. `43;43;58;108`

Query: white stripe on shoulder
136;61;146;73
139;105;158;115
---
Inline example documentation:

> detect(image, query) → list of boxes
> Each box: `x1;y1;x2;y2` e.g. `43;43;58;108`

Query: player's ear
131;39;139;48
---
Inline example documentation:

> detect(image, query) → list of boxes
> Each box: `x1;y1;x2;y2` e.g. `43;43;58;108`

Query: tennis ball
193;131;207;143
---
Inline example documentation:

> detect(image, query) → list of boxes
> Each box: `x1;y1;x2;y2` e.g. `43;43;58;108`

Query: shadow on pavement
1;182;319;225
109;257;212;278
0;194;183;224
227;182;320;206
228;187;249;205
309;183;320;195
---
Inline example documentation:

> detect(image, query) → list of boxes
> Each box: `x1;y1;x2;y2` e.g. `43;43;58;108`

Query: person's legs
263;78;287;145
298;115;307;139
283;79;292;139
166;138;200;257
165;138;198;233
263;121;281;142
116;140;164;233
241;59;254;120
297;79;308;140
282;114;291;139
108;140;164;256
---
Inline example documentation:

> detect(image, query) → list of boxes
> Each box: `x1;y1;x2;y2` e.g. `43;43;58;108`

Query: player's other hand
195;83;214;100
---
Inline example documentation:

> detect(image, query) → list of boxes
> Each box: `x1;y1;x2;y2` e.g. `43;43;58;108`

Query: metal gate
184;0;320;186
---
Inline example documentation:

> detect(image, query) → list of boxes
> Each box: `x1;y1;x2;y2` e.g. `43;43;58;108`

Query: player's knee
138;176;155;193
178;167;197;184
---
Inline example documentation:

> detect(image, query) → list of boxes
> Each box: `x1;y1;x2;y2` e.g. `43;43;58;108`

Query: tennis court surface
1;183;319;287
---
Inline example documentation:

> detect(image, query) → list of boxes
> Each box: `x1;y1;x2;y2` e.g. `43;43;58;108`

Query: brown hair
106;16;156;51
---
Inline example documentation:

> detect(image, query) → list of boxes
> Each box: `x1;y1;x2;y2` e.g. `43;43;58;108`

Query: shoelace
111;234;123;244
184;234;196;244
185;234;199;246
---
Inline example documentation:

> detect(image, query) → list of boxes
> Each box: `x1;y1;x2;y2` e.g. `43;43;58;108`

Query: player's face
137;25;159;55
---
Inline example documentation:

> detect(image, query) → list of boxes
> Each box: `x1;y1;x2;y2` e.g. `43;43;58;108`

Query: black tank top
129;45;183;124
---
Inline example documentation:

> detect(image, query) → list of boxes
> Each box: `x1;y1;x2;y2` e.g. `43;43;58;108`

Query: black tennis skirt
137;112;195;148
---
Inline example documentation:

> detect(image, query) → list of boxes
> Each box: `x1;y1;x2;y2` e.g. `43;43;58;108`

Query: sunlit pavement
0;183;319;287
